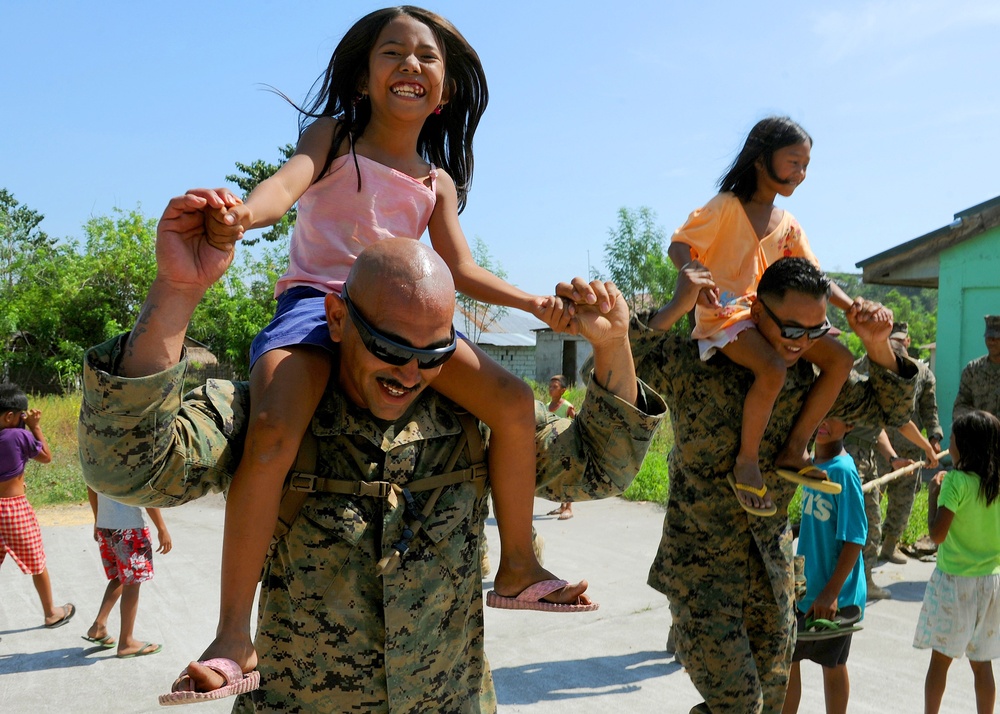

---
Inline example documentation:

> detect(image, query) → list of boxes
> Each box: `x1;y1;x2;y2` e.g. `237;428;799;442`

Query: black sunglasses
341;285;457;369
758;298;832;340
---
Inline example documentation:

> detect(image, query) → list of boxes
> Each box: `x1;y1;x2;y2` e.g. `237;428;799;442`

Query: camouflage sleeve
78;335;250;508
629;317;685;401
918;367;943;441
829;356;918;431
533;375;665;502
953;364;976;419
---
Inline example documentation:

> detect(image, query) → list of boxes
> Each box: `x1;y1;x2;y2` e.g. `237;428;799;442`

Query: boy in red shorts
0;383;75;628
83;487;172;657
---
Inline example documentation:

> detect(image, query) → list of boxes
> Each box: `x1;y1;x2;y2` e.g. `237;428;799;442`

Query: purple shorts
250;287;337;370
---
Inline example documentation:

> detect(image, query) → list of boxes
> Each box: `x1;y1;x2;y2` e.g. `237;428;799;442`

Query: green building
857;195;1000;444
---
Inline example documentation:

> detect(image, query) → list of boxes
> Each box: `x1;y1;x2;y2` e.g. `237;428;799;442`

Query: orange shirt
671;192;818;339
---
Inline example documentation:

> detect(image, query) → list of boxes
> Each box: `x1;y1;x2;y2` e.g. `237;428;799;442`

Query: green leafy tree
0;189;56;291
190;238;288;378
226;144;296;245
0;190;72;387
457;237;509;342
597;207;676;315
829;272;938;359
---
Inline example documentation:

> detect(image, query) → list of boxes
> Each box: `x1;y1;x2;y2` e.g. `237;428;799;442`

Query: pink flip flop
158;658;260;706
486;579;599;612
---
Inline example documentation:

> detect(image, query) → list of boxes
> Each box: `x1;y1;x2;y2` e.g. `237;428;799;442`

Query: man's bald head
346;239;455;316
329;239;458;419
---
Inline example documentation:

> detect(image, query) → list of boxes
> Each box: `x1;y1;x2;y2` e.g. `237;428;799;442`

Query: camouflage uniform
632;324;917;713
79;335;665;713
883;359;941;543
842;424;885;576
954;355;1000;419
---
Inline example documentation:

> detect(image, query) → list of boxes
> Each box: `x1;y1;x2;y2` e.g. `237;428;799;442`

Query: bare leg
116;582;158;656
86;578;123;643
781;661;801;714
434;341;587;604
32;568;70;625
924;649;952;714
176;347;331;693
970;659;996;714
822;664;850;714
776;334;853;474
720;329;786;511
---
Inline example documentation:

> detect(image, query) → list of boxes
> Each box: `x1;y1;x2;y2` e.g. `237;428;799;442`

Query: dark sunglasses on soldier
758;298;832;340
341;285;457;369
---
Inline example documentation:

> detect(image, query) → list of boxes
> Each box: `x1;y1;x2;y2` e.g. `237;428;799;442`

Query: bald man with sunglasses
78;190;665;713
628;257;920;714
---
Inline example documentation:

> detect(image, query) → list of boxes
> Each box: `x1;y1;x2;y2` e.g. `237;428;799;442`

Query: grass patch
622;417;673;503
20;392;88;507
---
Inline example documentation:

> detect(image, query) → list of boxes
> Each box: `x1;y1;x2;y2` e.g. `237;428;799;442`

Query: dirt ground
33;501;92;527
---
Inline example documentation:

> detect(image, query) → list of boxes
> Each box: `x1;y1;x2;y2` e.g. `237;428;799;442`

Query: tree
0;189;56;291
190;238;288;378
598;206;676;315
829;272;938;359
457;237;509;342
226;144;296;245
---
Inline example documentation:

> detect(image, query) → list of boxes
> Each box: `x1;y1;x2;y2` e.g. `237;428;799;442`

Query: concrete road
1;495;979;713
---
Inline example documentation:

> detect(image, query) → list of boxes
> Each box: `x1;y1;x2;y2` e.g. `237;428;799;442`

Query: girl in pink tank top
172;7;594;700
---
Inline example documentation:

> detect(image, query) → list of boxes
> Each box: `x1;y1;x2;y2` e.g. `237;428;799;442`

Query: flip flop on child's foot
726;474;777;517
43;603;75;629
775;464;842;494
116;642;162;658
486;579;598;612
159;658;260;706
81;634;117;648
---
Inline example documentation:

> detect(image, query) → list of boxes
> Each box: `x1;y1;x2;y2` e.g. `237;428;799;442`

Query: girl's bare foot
733;457;773;511
171;635;258;693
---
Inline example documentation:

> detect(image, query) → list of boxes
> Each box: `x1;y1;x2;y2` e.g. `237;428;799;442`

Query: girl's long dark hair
718;116;812;202
952;410;1000;506
289;6;487;213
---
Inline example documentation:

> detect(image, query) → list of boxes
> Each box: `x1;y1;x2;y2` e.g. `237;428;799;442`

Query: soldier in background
79;192;665;713
954;314;1000;419
879;323;943;564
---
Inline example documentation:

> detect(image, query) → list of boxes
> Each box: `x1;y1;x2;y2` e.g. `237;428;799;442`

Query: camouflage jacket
954;355;1000;419
887;358;942;459
630;325;917;621
79;335;665;713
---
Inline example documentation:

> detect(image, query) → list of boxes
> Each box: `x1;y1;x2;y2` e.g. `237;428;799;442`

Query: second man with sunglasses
630;256;920;714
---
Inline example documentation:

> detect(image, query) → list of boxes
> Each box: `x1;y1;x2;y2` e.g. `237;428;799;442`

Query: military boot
879;537;907;564
867;578;892;600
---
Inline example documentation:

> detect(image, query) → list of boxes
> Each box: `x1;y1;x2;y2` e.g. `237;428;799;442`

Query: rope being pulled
860;449;949;494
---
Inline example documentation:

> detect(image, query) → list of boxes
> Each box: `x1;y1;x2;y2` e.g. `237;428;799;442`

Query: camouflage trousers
845;441;920;575
670;542;795;713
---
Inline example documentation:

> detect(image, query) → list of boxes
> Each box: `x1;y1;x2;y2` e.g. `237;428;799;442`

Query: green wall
936;227;1000;444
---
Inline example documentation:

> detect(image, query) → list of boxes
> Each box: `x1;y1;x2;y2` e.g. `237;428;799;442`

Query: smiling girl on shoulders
171;5;592;702
656;117;886;516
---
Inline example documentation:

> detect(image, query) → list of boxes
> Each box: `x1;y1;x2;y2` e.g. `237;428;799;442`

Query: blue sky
3;0;999;296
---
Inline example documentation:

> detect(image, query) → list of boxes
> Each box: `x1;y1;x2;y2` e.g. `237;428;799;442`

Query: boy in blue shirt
782;416;867;714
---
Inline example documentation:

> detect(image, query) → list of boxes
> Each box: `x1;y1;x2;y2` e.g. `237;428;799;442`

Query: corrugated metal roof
474;333;536;347
453;303;546;344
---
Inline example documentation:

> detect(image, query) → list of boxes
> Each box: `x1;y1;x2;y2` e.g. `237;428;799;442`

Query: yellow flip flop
775;465;842;494
726;473;777;517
